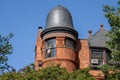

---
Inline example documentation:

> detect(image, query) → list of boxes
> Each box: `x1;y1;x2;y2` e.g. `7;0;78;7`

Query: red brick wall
89;70;104;80
34;29;43;70
34;32;105;79
42;59;76;72
77;39;90;69
42;37;77;72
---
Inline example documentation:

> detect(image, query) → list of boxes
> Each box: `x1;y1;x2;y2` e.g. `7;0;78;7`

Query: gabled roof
89;26;109;48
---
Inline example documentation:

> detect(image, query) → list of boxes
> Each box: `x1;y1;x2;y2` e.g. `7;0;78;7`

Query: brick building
34;5;111;79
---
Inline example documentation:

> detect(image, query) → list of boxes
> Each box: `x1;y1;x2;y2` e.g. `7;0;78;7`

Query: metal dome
45;5;74;29
41;5;78;39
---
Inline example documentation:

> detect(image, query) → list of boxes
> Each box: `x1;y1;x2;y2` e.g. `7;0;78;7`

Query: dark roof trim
89;46;111;52
41;27;78;39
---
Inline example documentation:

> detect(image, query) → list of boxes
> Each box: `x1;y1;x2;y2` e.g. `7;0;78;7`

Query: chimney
38;26;42;32
36;26;42;44
88;30;92;36
88;30;92;40
100;24;104;30
38;26;42;29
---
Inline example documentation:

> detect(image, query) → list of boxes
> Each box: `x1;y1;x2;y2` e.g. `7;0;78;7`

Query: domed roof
45;5;74;29
41;5;78;39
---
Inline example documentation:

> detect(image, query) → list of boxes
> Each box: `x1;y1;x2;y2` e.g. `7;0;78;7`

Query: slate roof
89;28;109;47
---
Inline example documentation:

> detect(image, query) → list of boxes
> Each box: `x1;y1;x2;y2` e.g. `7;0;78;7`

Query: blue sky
0;0;116;70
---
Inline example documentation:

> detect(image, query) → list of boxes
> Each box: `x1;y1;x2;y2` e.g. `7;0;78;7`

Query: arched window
45;38;56;59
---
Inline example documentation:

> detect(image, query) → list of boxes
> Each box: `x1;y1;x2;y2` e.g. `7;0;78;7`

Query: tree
103;0;120;63
0;33;13;73
0;65;94;80
0;65;69;80
102;0;120;79
101;65;120;80
69;68;94;80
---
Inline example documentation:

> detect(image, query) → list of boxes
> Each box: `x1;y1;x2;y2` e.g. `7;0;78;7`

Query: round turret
41;5;78;72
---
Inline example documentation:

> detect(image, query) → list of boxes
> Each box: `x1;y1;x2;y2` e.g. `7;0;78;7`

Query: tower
35;5;78;71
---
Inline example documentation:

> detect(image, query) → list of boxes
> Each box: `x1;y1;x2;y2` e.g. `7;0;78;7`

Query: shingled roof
88;25;109;48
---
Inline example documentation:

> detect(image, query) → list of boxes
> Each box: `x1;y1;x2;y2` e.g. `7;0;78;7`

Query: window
65;38;75;49
38;60;42;67
45;38;56;59
91;49;103;65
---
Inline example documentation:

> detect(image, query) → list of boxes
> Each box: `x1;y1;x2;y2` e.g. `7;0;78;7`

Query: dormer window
91;49;103;66
45;38;56;59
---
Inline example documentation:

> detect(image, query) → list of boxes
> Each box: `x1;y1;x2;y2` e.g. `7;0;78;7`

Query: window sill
90;64;103;69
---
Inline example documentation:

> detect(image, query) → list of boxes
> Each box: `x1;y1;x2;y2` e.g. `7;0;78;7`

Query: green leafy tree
69;68;94;80
0;65;94;80
0;65;69;80
102;0;120;79
101;65;120;80
103;0;120;63
0;33;13;73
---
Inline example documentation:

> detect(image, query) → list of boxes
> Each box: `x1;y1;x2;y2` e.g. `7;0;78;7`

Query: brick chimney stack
34;26;43;70
88;30;92;40
38;26;42;31
88;30;92;36
100;24;104;30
